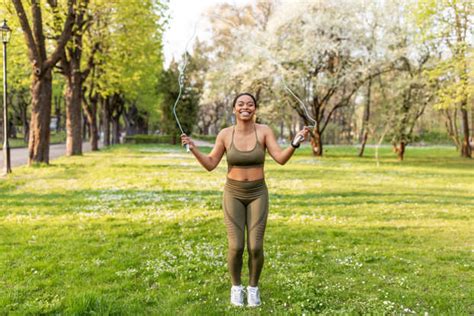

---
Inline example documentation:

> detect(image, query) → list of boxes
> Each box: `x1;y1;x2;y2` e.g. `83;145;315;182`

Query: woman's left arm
264;125;310;165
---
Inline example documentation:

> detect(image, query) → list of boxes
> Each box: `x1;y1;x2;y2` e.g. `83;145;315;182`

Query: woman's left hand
295;126;311;143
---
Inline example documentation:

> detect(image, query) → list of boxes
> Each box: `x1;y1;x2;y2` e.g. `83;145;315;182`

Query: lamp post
1;19;11;175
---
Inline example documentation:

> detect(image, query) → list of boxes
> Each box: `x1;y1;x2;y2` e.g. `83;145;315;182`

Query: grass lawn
0;144;473;314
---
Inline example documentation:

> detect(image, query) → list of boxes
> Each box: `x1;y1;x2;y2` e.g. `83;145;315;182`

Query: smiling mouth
239;111;252;116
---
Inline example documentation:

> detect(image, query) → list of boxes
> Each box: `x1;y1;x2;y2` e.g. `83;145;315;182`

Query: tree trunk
28;69;53;165
65;76;83;155
311;128;323;156
82;114;88;141
102;97;111;146
443;109;460;149
9;121;17;139
83;96;99;151
112;118;120;144
21;104;29;143
12;0;75;165
359;132;368;157
89;116;99;150
396;141;406;161
111;96;124;145
54;95;62;132
63;4;87;156
460;106;471;158
358;78;372;157
124;102;147;136
471;105;474;146
454;0;471;158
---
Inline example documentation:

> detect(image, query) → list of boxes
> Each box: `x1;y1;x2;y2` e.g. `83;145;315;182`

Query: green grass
0;144;473;314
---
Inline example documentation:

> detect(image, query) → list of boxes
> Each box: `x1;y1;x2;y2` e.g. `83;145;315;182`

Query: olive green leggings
222;178;269;287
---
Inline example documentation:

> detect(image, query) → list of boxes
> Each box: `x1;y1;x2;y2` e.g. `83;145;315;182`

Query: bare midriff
227;166;264;181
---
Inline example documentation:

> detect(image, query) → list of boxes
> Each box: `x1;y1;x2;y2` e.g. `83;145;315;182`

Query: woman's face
234;95;256;122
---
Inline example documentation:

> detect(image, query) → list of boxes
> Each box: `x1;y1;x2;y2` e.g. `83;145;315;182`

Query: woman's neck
235;120;255;132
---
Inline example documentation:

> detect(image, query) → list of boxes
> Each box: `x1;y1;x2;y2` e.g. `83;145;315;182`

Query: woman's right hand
180;133;196;150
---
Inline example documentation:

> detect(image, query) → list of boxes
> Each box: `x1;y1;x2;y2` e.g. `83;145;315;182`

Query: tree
12;0;74;164
254;1;392;156
58;0;90;156
202;2;273;130
416;0;473;158
389;55;436;160
0;7;31;144
89;0;166;144
81;41;101;150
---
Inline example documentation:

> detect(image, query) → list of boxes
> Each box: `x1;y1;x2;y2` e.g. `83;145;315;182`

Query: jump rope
172;20;199;152
173;13;317;151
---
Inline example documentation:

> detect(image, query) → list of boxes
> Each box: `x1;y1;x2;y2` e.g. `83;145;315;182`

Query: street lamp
1;19;11;174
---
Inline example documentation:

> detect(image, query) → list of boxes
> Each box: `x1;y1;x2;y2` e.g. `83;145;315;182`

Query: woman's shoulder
216;126;233;141
218;126;233;135
256;123;271;134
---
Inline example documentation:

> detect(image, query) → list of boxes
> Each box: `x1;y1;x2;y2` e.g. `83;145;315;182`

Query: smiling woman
181;92;309;307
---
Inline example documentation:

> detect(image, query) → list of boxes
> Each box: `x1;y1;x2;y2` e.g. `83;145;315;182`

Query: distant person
181;93;309;307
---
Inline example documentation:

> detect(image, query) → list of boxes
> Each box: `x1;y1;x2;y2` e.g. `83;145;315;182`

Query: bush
123;135;175;144
414;131;452;145
192;134;216;142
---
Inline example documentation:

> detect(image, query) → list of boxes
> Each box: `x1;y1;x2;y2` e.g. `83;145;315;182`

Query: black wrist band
291;142;300;149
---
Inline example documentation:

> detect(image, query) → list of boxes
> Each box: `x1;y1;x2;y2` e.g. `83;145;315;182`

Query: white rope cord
172;21;199;151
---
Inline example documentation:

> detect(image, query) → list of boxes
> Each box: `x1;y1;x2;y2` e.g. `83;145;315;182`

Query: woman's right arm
181;131;226;171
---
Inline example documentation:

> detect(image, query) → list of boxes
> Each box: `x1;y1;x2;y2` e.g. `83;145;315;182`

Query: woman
181;93;309;307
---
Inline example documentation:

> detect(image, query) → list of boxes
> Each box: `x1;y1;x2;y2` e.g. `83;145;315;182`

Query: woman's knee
247;244;263;259
228;245;245;257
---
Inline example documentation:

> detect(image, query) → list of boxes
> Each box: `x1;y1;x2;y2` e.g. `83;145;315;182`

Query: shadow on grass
1;186;472;223
271;190;474;206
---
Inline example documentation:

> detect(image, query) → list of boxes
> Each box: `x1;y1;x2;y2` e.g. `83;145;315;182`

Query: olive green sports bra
226;125;265;169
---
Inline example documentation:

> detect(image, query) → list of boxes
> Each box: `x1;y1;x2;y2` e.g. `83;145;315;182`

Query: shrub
192;134;216;142
123;135;174;144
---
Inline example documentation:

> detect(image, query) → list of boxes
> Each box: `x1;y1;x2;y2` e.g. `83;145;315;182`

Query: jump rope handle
181;133;190;152
292;134;304;147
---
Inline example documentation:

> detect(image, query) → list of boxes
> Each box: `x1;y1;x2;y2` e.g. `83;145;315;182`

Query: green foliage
87;0;167;127
415;0;473;111
414;130;452;145
192;134;217;142
0;144;473;314
1;0;168;135
0;3;32;120
123;134;173;144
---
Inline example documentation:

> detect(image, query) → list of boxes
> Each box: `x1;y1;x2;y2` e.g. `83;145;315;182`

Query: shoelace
248;287;259;300
231;287;244;301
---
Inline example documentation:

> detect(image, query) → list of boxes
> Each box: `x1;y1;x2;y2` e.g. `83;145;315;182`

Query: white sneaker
247;286;261;307
230;285;244;306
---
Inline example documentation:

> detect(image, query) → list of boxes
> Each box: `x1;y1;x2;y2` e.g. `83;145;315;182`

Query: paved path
0;140;214;168
0;142;99;168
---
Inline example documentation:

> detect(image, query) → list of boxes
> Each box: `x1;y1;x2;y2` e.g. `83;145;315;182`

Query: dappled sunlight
0;145;472;314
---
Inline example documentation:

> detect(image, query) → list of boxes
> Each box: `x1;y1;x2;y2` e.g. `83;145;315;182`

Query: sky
162;0;251;67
